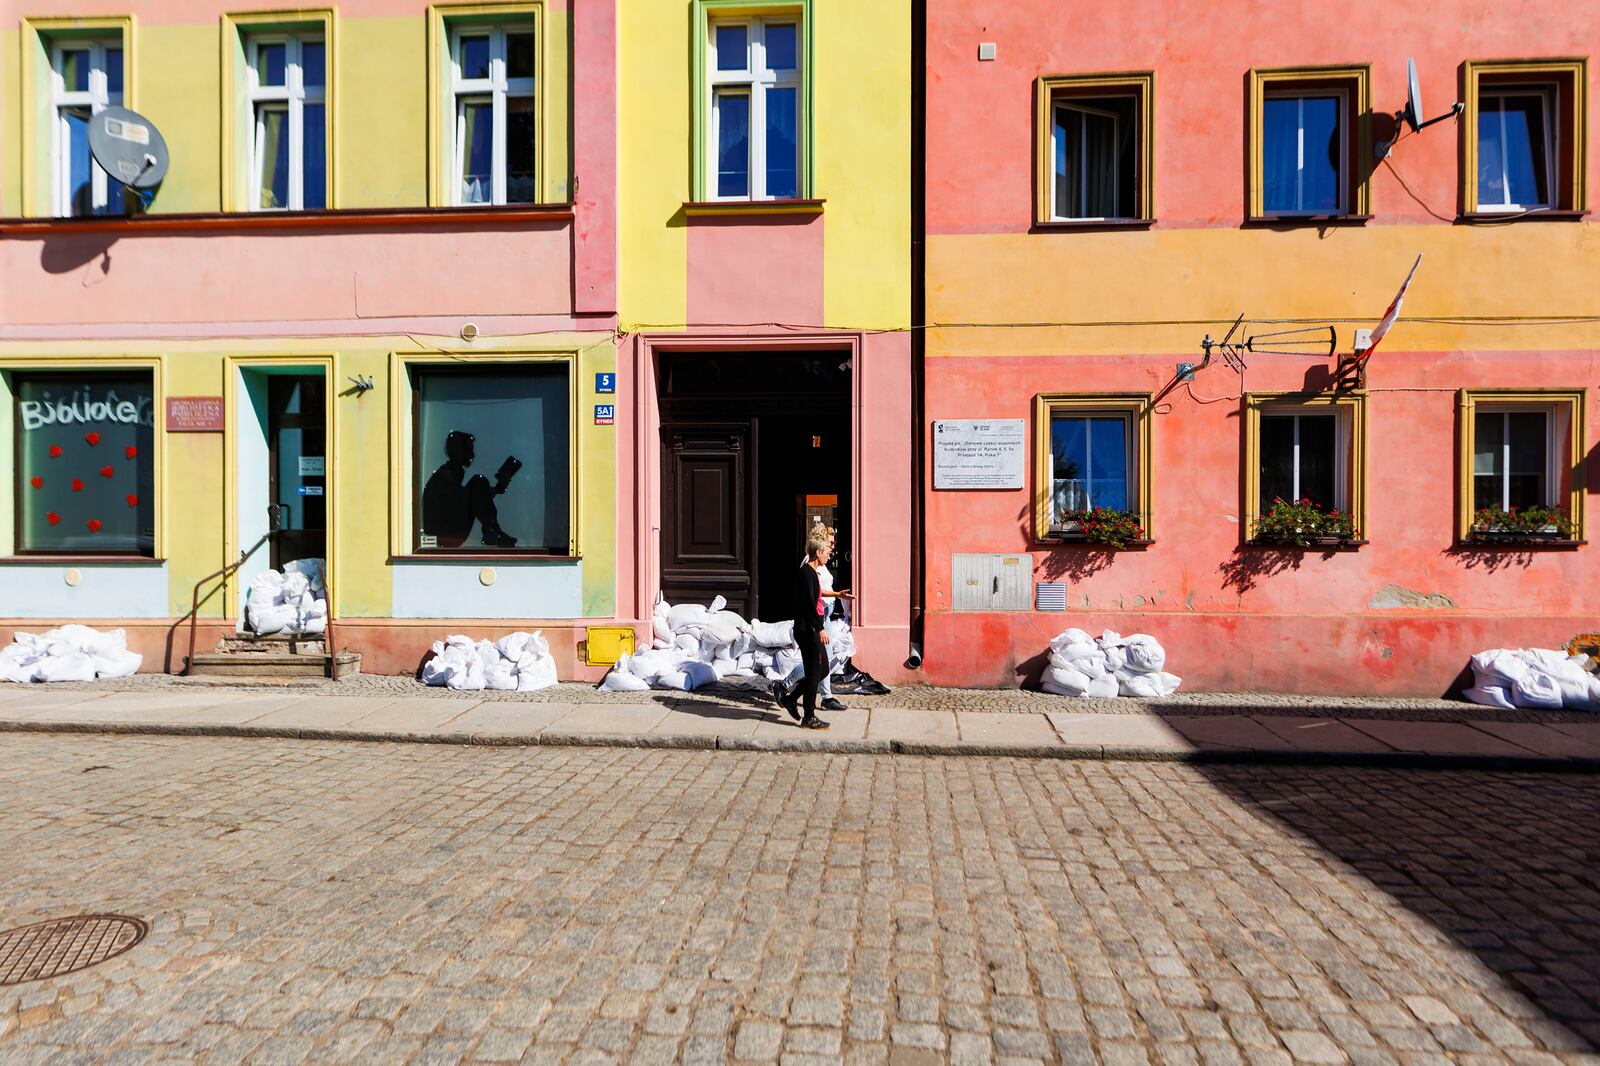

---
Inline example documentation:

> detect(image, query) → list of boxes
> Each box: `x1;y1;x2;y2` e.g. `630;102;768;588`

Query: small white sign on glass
932;419;1026;490
298;456;325;476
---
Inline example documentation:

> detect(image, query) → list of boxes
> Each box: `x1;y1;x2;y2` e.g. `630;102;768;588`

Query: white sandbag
497;631;534;661
824;618;855;660
710;657;738;679
1470;649;1529;689
1049;629;1096;654
1509;669;1563;709
599;668;650;692
774;647;803;674
1084;675;1120;699
299;614;327;635
680;660;718;690
674;633;701;655
748;619;794;648
704;611;747;647
280;571;311;602
248;569;285;603
484;658;519;690
1463;685;1516;710
1118;672;1179;698
654;668;691;691
1042;665;1092;696
1101;644;1128;674
736;652;755;671
667;603;711;631
449;654;486;691
515;654;559;692
1121;634;1166;674
283;557;326;594
248;602;298;636
36;652;97;683
91;649;142;679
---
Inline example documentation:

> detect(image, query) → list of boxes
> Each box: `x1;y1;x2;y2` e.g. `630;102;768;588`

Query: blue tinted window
105;48;123;97
765;23;797;70
460;35;490;80
716;91;750;197
301;41;325;90
766;87;798;199
303;103;326;209
715;24;747;70
1479;94;1550;208
1051;415;1129;514
65;109;93;216
256;42;286;86
458;99;493;203
1263;94;1342;213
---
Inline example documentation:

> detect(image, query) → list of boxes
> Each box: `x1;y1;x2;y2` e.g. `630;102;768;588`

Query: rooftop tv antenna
87;106;170;212
1196;315;1337;374
1376;58;1463;158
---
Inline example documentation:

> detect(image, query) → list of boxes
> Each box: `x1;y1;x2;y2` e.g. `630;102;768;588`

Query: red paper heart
100;465;115;478
126;494;139;507
71;478;85;492
47;512;61;526
85;432;101;446
125;445;138;459
87;519;103;533
49;445;63;459
30;476;43;489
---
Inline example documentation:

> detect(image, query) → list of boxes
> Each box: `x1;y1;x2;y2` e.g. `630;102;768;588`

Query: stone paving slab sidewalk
1;680;1598;768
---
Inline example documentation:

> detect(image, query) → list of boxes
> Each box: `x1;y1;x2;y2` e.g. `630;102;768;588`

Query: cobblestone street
1;735;1597;1065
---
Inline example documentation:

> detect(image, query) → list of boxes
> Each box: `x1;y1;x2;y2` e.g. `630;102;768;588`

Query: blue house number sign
594;404;615;425
595;372;616;393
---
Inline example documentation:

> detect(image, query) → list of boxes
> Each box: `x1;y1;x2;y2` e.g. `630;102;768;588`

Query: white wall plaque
932;419;1026;490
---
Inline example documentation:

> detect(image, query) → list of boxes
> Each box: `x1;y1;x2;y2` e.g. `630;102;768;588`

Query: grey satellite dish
88;106;169;205
1401;57;1424;132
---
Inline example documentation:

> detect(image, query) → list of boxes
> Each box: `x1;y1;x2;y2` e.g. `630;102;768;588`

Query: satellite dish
88;106;170;202
1401;57;1423;132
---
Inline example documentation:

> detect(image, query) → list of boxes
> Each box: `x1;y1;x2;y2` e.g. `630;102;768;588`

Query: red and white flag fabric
1360;254;1422;365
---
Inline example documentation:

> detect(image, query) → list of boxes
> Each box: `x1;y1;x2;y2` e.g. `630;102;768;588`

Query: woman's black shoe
800;716;830;730
821;697;846;711
770;680;801;721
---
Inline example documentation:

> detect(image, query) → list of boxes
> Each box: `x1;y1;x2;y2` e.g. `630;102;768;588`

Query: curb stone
1;718;1598;771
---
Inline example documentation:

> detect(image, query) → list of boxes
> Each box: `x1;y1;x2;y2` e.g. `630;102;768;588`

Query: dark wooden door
661;423;756;617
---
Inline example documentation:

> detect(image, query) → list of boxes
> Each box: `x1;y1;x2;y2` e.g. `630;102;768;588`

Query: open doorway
658;351;851;621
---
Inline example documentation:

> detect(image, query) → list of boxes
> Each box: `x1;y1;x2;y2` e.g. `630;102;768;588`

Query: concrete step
218;634;325;655
188;651;361;680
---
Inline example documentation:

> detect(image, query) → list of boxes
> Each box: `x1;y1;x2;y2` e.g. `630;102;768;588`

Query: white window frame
1261;89;1348;217
707;16;801;201
50;39;123;218
245;34;325;212
1475;86;1556;213
1473;405;1559;510
447;24;536;206
1261;410;1348;509
1050;100;1126;221
1049;410;1136;525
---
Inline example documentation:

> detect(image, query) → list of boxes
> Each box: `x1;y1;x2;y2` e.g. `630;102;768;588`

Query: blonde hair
805;525;834;561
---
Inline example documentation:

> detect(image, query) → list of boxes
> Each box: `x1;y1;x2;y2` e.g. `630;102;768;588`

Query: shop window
1033;394;1153;541
1243;393;1366;543
1457;390;1585;540
1247;65;1371;220
51;39;127;217
245;33;327;211
1464;60;1587;215
446;21;536;205
411;365;570;554
1034;72;1154;225
693;1;810;202
13;372;155;556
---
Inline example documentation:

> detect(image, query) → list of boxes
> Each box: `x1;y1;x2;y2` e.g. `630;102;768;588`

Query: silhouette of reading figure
421;430;520;548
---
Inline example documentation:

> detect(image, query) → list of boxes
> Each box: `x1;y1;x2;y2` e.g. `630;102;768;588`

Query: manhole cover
0;914;147;986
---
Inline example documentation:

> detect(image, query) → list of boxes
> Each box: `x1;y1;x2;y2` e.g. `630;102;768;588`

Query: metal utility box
951;554;1033;611
583;626;636;666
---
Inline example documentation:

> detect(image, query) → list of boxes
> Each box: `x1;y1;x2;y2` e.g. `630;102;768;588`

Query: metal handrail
182;504;342;675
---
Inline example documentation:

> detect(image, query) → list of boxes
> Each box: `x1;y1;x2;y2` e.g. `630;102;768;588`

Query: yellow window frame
1032;393;1154;542
18;15;137;218
1246;64;1372;220
1033;71;1155;225
220;9;339;213
1456;388;1586;542
1461;58;1588;215
426;1;550;208
388;349;580;558
1242;391;1367;543
0;354;166;560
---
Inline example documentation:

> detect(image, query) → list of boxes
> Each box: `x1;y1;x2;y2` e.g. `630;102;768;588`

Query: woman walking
778;527;833;729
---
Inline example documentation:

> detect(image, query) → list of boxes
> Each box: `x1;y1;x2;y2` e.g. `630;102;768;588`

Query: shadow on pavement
1200;764;1600;1052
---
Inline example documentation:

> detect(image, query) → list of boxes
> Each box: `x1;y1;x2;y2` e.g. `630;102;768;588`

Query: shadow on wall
39;231;118;274
1200;764;1600;1054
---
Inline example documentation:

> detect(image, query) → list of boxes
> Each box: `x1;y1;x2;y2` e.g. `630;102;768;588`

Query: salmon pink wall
686;216;825;328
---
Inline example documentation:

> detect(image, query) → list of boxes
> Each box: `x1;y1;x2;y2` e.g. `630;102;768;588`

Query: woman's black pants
794;628;827;718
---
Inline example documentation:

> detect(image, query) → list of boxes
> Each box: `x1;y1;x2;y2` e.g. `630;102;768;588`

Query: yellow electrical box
584;626;636;666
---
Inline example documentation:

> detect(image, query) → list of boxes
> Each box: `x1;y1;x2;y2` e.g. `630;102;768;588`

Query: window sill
1243;213;1371;227
682;198;825;218
0;555;165;565
1457;209;1588;224
1031;218;1155;232
390;553;581;563
0;203;576;236
1461;534;1585;548
1039;534;1154;549
1244;538;1367;550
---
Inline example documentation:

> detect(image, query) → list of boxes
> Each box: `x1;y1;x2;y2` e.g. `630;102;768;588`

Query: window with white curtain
1473;408;1554;511
448;24;536;205
707;17;800;200
1051;95;1137;220
246;34;327;211
1476;87;1554;212
50;40;126;217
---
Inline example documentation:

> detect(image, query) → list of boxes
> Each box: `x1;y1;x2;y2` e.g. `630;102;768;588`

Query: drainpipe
906;0;927;671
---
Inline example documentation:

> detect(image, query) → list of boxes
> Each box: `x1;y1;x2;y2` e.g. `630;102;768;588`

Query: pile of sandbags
1464;648;1600;711
421;631;558;692
1041;628;1181;699
0;625;142;683
599;596;856;693
245;559;328;637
